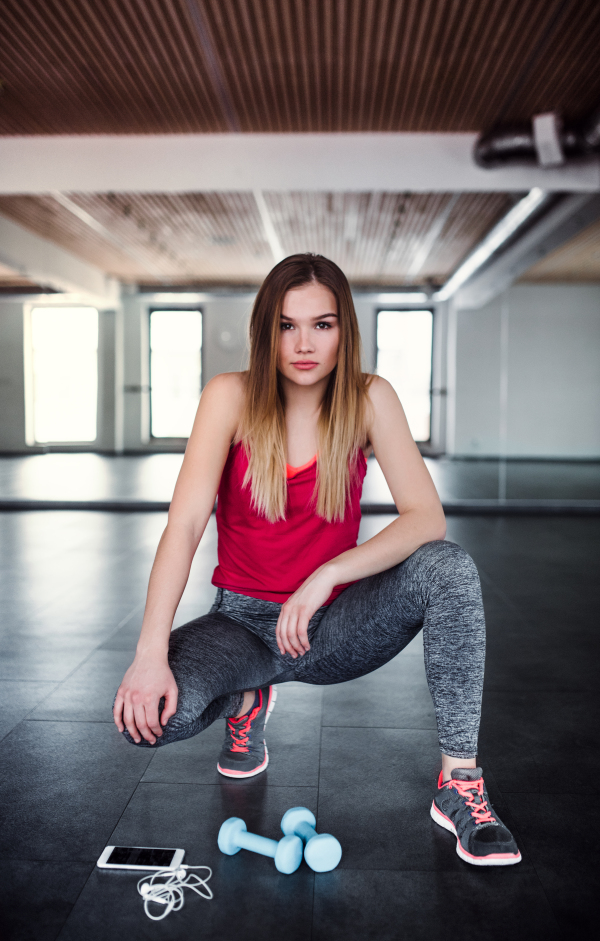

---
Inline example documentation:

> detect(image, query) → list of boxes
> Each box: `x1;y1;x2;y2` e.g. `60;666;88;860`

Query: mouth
292;361;318;369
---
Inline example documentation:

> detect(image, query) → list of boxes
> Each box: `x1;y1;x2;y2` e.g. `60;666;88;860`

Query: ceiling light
434;188;548;302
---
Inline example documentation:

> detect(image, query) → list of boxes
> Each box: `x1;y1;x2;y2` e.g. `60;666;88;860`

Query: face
277;281;340;388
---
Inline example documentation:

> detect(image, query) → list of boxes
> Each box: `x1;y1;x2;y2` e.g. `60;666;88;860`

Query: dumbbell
281;807;342;872
218;817;303;874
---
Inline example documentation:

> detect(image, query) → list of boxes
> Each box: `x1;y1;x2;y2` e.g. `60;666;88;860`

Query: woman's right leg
120;609;283;748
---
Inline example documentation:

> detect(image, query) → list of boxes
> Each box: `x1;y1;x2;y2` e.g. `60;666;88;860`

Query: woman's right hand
113;655;178;745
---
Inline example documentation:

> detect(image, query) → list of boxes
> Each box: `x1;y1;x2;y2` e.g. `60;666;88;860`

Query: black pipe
474;106;600;168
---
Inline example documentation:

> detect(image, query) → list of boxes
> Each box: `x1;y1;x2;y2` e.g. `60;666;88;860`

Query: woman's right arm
113;372;244;745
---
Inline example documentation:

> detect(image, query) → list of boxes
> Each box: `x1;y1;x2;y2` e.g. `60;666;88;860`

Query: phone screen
106;847;177;867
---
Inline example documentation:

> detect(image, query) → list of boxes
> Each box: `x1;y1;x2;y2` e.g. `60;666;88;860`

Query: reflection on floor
0;453;599;506
0;509;598;939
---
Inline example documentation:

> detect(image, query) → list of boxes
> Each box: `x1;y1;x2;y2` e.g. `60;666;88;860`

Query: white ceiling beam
0;213;120;305
0;134;598;194
454;193;600;309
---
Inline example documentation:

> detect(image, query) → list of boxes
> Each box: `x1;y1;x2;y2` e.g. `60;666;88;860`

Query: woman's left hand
276;565;336;658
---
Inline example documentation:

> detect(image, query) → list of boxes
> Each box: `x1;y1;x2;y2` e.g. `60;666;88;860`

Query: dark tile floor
1;509;598;940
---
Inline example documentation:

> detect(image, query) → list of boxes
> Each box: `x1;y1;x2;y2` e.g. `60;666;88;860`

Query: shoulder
193;372;246;442
201;371;246;408
364;374;399;412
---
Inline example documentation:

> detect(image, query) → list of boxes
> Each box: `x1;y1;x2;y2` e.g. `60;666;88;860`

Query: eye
315;321;333;329
280;322;294;330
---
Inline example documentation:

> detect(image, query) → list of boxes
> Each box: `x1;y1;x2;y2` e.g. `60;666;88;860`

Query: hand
276;565;336;658
113;655;178;744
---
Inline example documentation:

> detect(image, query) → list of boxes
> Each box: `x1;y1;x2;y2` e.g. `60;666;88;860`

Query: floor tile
312;869;561;941
0;721;154;861
28;649;137;723
479;692;600;792
0;679;58;742
321;658;436;729
0;859;93;941
502;792;600;870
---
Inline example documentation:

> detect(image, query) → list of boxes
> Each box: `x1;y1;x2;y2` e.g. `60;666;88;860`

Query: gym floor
0;463;598;939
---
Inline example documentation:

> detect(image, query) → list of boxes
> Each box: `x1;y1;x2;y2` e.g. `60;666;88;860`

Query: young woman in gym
113;253;521;867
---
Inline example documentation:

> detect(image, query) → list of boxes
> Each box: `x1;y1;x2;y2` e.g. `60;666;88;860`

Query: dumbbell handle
236;830;278;859
294;821;318;844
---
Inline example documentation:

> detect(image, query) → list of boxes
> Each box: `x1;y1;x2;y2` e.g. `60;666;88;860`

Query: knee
411;539;479;586
121;728;160;748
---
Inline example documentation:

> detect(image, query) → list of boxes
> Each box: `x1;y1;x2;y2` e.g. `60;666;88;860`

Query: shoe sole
217;686;277;780
430;802;522;867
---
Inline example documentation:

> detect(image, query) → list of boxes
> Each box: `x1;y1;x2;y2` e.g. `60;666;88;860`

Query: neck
279;373;329;417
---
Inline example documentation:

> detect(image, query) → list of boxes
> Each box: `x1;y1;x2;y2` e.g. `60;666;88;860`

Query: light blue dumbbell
218;817;303;874
281;807;342;872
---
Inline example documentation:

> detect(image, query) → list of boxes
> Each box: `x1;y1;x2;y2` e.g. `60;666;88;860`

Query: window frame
148;306;204;441
375;306;435;446
24;302;101;447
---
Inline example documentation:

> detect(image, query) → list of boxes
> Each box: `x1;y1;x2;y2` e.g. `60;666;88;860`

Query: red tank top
212;442;367;604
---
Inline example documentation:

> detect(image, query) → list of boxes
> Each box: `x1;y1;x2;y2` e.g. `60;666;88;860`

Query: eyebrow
280;312;338;320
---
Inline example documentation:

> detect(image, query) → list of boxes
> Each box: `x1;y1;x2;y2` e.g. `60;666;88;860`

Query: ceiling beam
0;213;120;305
454;193;600;308
1;134;598;194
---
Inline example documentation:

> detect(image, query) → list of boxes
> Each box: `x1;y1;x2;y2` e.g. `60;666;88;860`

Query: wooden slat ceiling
0;191;514;286
0;0;599;135
520;218;600;282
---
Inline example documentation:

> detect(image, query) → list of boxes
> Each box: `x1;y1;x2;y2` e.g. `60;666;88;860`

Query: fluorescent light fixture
434;188;548;302
377;292;428;304
144;292;209;303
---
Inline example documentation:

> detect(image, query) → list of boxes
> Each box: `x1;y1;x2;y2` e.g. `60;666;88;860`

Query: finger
133;703;157;744
296;615;311;652
144;701;163;737
279;615;298;658
113;693;125;732
285;615;306;657
160;688;178;726
123;701;141;744
275;615;287;655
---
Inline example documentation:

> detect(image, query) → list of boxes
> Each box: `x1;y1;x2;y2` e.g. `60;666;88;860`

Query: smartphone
97;845;185;871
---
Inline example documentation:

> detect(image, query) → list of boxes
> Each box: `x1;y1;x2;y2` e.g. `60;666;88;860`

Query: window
27;306;99;443
150;309;202;438
377;309;433;442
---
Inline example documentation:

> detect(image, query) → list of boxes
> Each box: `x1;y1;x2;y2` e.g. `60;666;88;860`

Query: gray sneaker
431;767;522;866
217;686;277;779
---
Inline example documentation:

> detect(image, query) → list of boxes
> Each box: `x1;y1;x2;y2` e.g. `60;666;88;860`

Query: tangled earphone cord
137;864;213;921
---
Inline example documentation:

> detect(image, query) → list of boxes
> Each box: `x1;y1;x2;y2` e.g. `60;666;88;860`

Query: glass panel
377;309;433;442
30;307;98;443
150;309;202;438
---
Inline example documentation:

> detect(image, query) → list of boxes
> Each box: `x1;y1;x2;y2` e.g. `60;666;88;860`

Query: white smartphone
97;845;185;871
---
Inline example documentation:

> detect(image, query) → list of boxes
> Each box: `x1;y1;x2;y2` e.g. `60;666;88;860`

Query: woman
114;253;520;867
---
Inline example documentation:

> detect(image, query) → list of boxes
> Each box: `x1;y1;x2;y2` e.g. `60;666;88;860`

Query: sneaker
217;686;277;779
431;767;522;866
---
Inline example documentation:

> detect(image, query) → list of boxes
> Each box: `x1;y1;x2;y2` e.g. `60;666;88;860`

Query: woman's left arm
276;376;446;657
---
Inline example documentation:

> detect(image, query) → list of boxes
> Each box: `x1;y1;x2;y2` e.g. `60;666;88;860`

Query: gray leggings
123;540;486;759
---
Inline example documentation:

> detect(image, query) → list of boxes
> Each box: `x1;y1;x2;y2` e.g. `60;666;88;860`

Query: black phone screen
106;847;177;867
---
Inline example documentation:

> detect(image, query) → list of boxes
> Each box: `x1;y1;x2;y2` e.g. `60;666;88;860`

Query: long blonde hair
237;253;371;522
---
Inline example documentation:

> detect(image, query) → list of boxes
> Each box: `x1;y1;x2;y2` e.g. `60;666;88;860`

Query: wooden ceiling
0;191;513;286
0;1;599;285
1;0;599;135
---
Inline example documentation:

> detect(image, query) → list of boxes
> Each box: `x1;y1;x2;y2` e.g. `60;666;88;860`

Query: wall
2;283;599;457
0;301;26;451
449;283;600;458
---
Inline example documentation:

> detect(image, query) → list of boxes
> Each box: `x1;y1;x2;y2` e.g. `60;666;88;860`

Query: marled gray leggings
123;540;486;758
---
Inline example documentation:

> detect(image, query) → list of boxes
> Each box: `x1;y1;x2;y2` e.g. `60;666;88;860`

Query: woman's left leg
296;539;485;760
295;540;521;866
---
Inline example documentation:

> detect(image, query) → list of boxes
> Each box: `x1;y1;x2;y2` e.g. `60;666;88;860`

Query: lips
292;361;318;369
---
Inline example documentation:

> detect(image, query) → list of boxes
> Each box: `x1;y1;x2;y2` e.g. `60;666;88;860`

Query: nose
295;327;315;353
